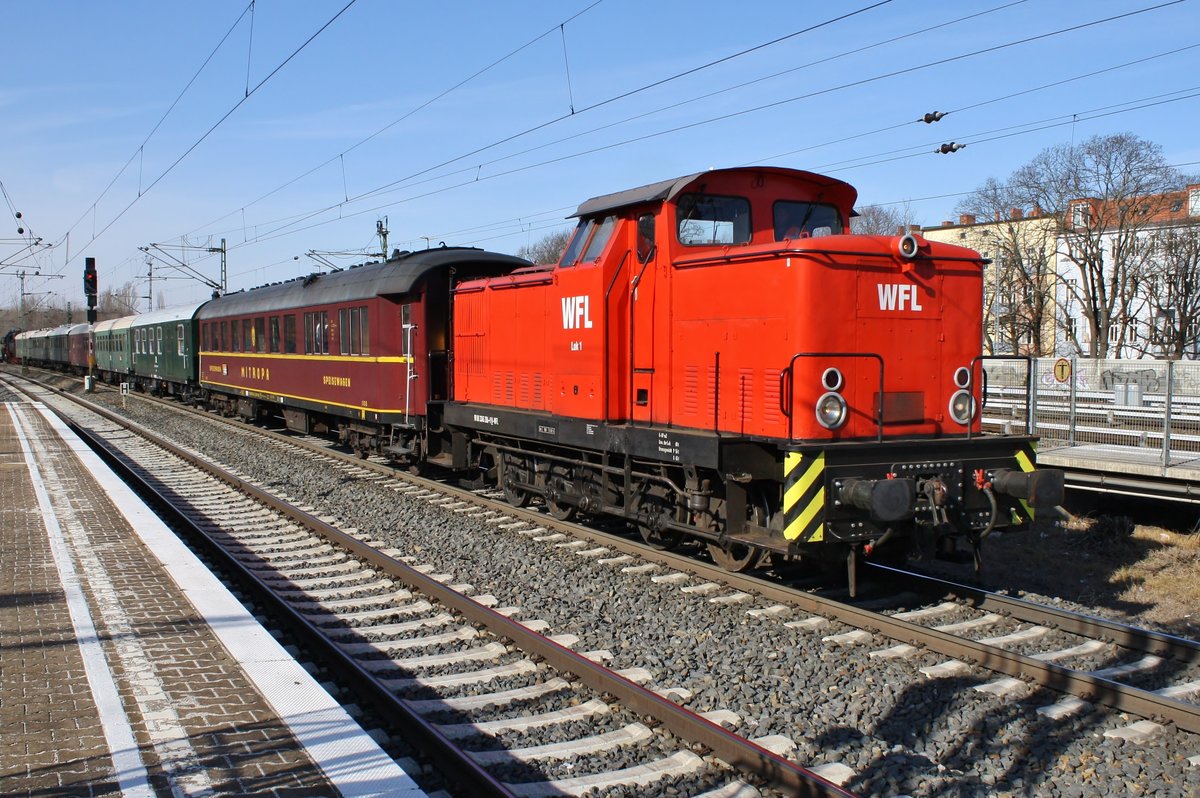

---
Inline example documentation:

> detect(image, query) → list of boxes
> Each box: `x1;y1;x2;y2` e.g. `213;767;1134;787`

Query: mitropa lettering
323;375;351;387
240;366;271;381
877;283;923;312
561;295;594;330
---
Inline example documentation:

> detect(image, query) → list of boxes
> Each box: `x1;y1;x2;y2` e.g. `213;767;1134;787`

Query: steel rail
3;376;519;798
865;561;1200;664
78;376;1200;735
11;374;858;798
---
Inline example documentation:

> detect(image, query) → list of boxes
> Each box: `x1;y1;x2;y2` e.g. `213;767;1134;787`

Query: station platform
0;386;425;797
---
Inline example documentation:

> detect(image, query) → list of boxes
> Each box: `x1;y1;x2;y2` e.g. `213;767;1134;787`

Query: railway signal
84;257;98;323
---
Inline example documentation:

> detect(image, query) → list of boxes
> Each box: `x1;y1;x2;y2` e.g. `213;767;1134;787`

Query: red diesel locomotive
187;165;1060;586
446;166;1061;581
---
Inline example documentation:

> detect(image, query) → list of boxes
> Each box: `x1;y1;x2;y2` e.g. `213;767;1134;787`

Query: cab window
637;214;655;262
559;220;593;267
581;215;616;261
773;200;843;240
676;194;751;245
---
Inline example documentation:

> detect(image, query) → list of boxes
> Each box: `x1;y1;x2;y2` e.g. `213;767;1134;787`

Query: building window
1071;203;1090;228
1189;188;1200;217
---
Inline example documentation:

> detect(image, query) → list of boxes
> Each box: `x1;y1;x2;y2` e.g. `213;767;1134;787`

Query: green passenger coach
127;302;206;395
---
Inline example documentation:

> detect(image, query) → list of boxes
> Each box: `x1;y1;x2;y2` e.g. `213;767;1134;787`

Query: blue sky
3;0;1198;311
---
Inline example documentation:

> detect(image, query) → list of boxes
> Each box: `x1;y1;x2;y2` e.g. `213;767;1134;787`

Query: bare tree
852;203;912;236
516;229;572;265
1141;223;1200;359
955;178;1058;356
1009;133;1182;357
99;281;141;317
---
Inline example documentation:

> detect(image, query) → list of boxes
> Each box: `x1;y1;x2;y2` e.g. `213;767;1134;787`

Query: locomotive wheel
637;524;684;550
500;455;530;507
544;465;577;521
706;484;769;571
707;541;760;571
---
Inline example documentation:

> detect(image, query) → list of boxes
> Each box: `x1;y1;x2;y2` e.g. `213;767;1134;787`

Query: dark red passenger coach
196;247;526;459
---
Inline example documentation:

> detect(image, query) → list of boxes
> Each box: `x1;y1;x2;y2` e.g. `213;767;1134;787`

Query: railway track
10;370;1200;795
5;373;853;798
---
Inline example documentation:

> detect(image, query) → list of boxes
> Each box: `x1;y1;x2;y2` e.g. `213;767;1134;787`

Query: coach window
156;327;163;354
177;324;185;356
284;315;297;354
773;200;843;240
357;307;369;355
269;316;280;353
676;194;751;246
317;311;329;354
339;308;350;355
242;319;253;353
231;320;240;352
254;317;266;353
304;311;329;355
637;214;656;262
219;321;227;351
400;304;413;357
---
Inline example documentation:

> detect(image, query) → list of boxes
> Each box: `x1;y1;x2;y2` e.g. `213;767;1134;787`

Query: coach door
630;213;657;423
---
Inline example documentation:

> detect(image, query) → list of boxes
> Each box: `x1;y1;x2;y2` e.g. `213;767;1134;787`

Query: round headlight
816;392;848;429
953;366;971;389
948;389;975;425
821;367;844;392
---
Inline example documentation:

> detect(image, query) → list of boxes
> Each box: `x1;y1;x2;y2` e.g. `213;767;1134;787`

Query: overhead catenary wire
62;0;360;269
201;0;1190;255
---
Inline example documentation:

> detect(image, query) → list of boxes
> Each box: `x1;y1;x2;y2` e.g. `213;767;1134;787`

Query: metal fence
981;358;1199;466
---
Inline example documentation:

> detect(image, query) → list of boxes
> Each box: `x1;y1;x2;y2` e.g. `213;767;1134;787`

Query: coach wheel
500;455;531;507
544;464;577;521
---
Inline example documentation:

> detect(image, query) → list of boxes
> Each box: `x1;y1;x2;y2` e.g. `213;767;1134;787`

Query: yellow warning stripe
784;452;824;509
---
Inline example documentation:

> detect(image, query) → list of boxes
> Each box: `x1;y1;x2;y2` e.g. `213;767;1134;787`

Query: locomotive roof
197;247;530;318
571;166;858;218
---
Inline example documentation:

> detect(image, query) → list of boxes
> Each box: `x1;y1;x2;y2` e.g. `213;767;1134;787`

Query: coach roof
197;247;529;318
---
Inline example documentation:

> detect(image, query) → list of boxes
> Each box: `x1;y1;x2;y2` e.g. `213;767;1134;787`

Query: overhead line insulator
935;142;965;155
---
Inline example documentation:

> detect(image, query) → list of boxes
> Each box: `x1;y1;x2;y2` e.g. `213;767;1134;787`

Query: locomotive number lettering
473;414;499;426
877;283;924;312
561;295;594;330
570;340;583;351
322;375;350;387
656;431;681;461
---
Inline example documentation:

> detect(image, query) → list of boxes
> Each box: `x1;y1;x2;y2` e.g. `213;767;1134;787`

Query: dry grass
975;512;1200;639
